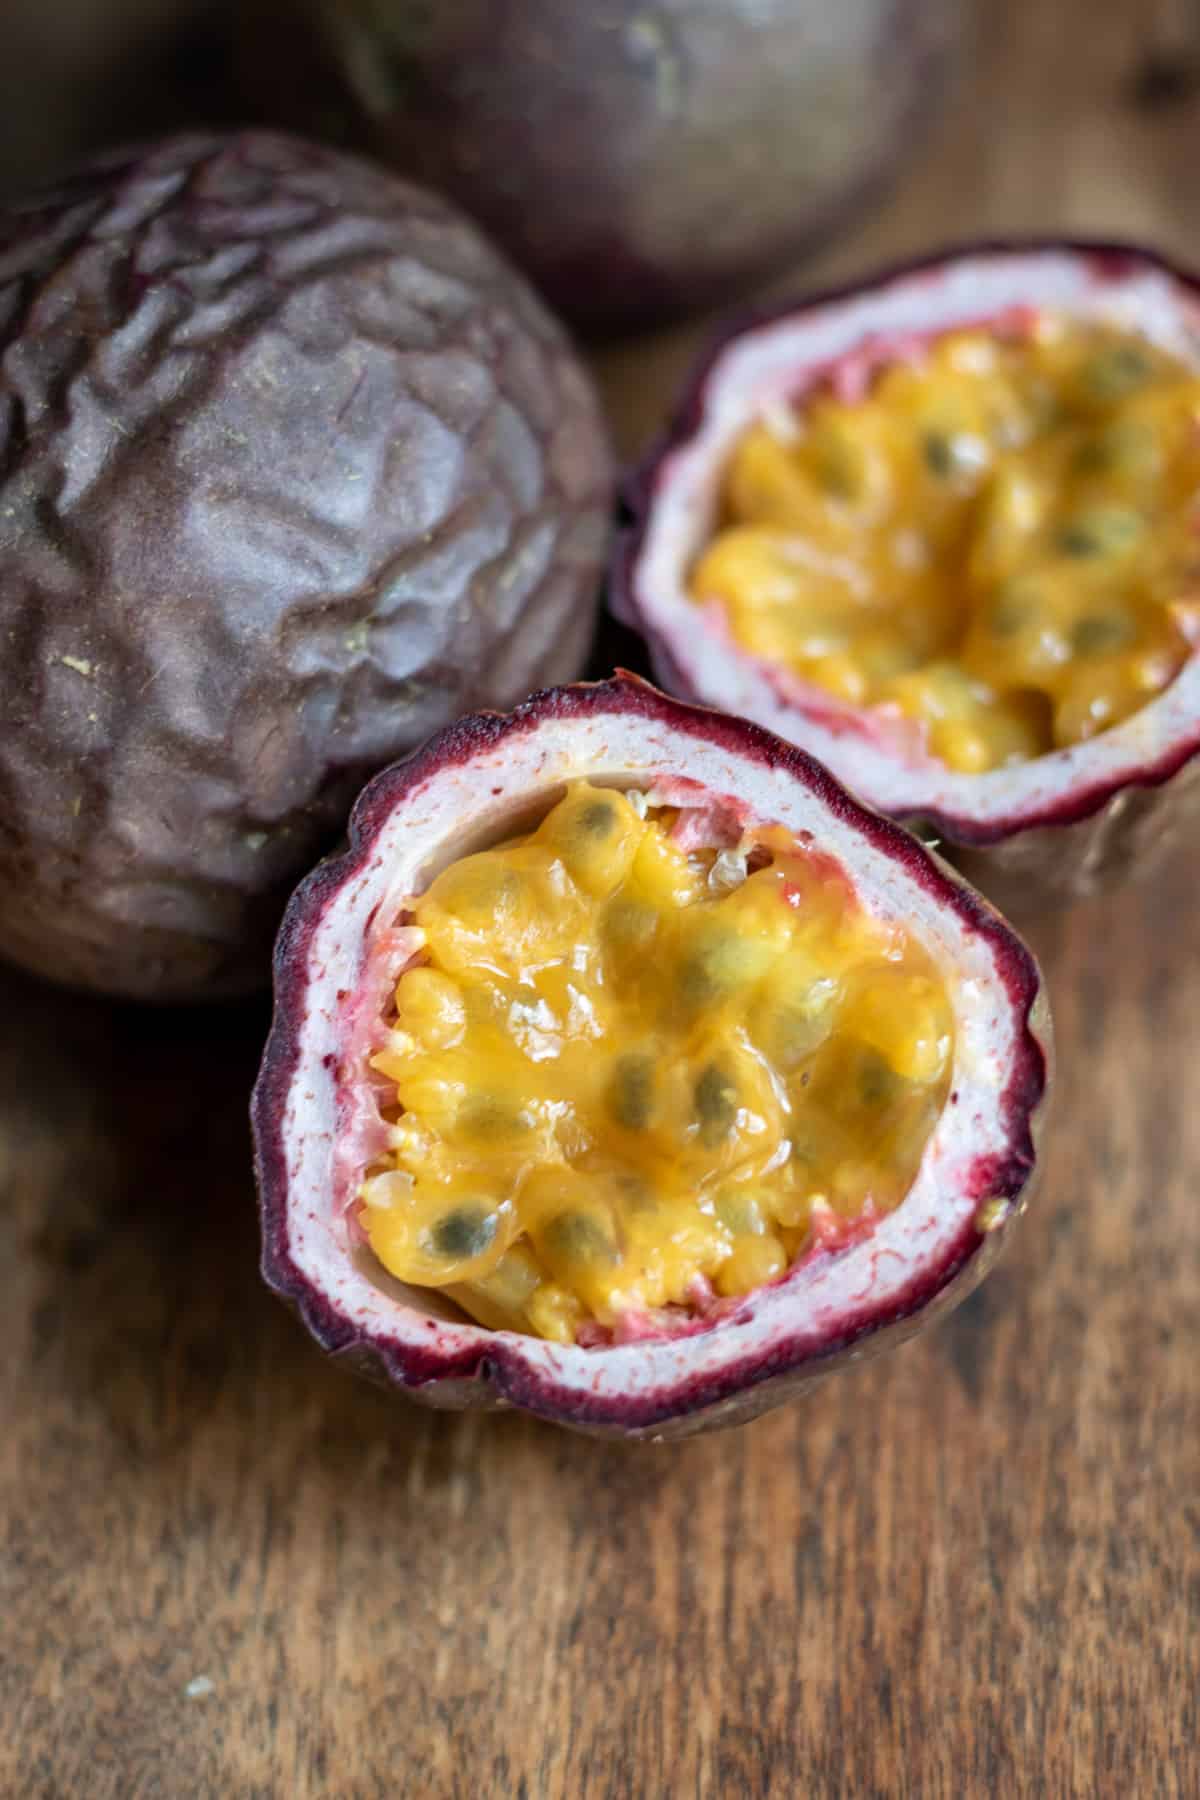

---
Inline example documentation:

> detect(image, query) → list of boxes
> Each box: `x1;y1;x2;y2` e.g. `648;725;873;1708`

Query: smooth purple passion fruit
0;130;612;1000
239;0;960;336
251;676;1050;1439
616;243;1200;910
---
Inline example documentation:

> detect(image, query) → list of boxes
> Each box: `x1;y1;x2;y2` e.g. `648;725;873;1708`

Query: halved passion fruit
615;244;1200;908
252;677;1049;1437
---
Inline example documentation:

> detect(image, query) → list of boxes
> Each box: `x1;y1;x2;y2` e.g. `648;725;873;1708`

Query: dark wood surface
3;3;1199;1795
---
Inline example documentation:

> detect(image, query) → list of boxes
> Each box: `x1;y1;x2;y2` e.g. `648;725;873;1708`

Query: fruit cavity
356;781;954;1344
690;313;1200;772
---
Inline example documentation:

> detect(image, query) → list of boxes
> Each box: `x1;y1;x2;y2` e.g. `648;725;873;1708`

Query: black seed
1070;613;1135;655
858;1048;900;1106
814;435;860;499
695;1062;738;1144
922;431;955;477
1072;437;1108;475
449;864;523;923
817;460;851;498
1058;523;1102;557
679;930;745;1007
608;1054;655;1130
614;1172;655;1212
602;896;657;952
542;1210;619;1266
1057;508;1142;558
578;799;618;837
429;1206;497;1262
989;589;1036;636
679;953;718;1006
1081;345;1151;402
1072;422;1150;475
458;1094;529;1139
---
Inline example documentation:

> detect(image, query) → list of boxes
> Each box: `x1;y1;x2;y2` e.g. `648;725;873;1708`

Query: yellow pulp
359;783;953;1344
691;316;1200;772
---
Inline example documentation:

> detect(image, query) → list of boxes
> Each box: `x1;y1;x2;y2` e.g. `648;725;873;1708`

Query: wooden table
3;2;1198;1793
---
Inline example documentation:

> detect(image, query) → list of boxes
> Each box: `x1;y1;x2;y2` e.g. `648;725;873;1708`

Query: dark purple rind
613;238;1200;890
239;0;960;337
252;673;1050;1438
0;129;612;1000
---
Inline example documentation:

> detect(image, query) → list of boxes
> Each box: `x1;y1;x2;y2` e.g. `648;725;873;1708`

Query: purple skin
613;239;1200;902
252;675;1050;1439
0;130;612;999
241;0;960;336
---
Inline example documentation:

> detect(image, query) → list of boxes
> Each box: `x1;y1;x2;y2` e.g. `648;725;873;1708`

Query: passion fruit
0;129;612;1000
616;242;1200;910
239;0;960;335
251;675;1050;1438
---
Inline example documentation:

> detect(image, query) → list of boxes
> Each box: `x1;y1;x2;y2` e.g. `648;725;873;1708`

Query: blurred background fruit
0;3;966;336
238;0;964;335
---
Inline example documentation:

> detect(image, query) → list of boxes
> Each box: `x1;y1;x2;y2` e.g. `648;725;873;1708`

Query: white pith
629;248;1200;829
278;706;1037;1405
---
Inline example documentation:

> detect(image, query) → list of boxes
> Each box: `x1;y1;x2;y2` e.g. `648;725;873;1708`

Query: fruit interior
356;781;954;1346
690;312;1200;773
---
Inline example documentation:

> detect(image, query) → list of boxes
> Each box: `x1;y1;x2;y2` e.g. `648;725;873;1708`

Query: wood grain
2;2;1199;1794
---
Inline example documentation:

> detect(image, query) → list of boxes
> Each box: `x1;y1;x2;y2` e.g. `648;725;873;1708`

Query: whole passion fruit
251;675;1050;1439
241;0;960;335
616;242;1200;910
0;130;612;1000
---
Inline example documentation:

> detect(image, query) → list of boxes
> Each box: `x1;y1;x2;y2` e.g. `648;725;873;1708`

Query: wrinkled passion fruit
616;243;1200;908
0;130;612;999
252;676;1050;1438
240;0;960;335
